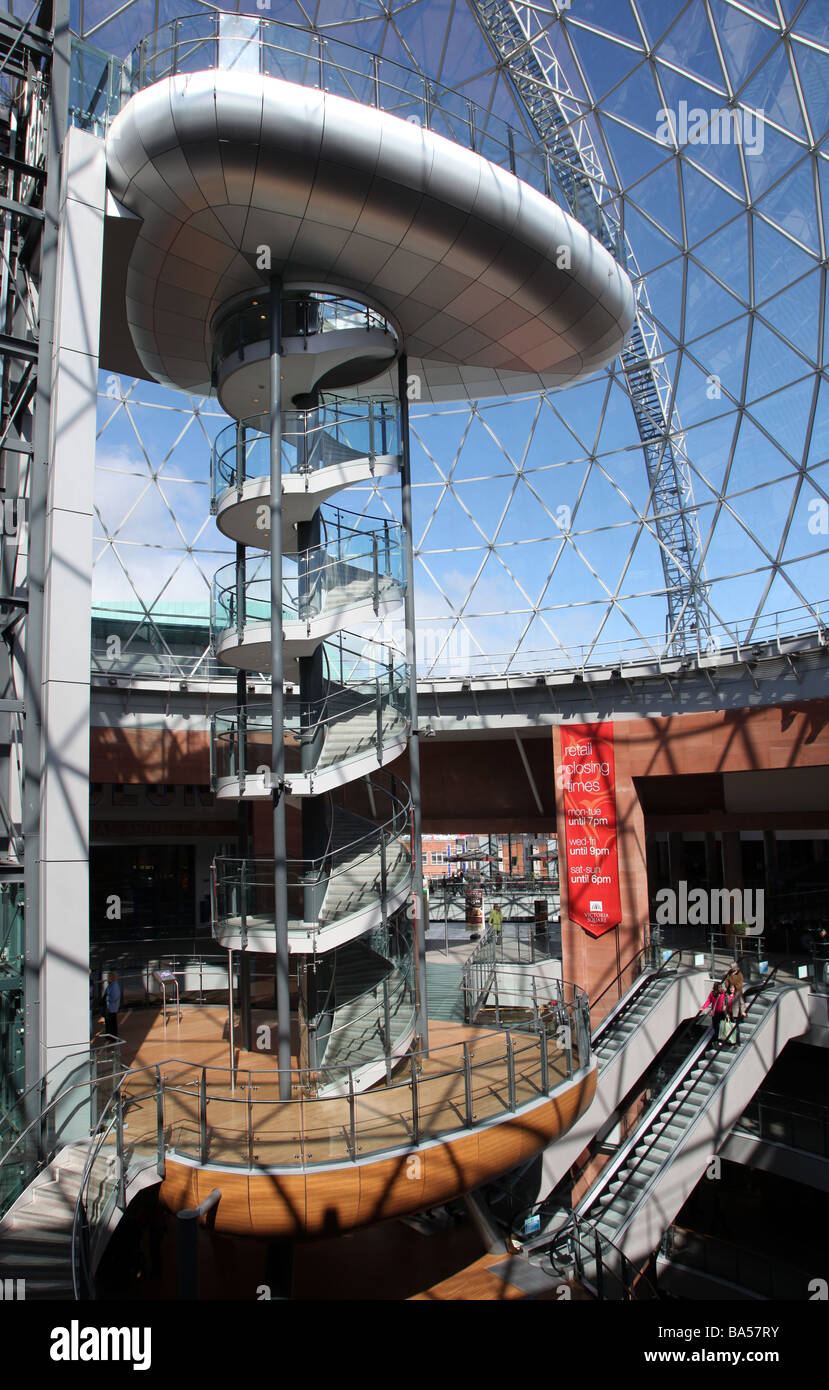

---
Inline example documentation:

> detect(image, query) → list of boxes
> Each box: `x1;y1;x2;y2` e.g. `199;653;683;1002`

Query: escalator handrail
591;946;698;1045
579;967;783;1224
576;1019;713;1222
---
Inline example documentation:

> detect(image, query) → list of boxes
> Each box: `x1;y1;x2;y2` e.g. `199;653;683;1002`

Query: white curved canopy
105;71;634;403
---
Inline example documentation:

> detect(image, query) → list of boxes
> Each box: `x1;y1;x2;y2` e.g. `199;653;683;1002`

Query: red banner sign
559;722;622;937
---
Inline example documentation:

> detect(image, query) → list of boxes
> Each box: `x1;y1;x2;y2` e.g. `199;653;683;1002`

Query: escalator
535;949;710;1199
531;972;811;1293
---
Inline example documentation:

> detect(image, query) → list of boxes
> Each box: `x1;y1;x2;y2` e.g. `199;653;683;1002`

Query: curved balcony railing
0;1042;123;1223
211;513;406;647
72;980;589;1206
72;13;578;224
211;292;396;386
73;993;591;1291
210;397;401;507
211;656;409;794
211;774;413;948
462;957;578;1036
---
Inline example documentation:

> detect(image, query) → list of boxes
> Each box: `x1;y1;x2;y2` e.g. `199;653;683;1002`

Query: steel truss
0;0;66;1095
472;0;711;654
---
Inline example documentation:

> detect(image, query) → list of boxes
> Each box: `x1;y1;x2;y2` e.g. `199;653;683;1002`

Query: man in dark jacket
104;971;122;1037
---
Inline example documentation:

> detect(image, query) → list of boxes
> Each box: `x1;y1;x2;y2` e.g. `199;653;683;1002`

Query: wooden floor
110;1003;498;1077
410;1252;529;1300
95;1003;583;1174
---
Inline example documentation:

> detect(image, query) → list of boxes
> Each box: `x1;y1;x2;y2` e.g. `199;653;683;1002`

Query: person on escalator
701;980;727;1046
723;961;747;1018
702;980;725;1017
720;984;740;1047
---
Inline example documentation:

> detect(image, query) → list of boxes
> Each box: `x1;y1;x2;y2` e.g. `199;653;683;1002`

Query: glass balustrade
311;951;417;1087
211;772;412;941
71;983;590;1195
211;512;406;646
0;1042;124;1223
211;656;409;790
211;293;396;388
67;977;592;1294
734;1090;829;1157
68;16;586;231
211;396;401;505
660;1225;814;1301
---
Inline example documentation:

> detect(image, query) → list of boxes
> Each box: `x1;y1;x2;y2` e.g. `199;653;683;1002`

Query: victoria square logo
655;881;764;935
656;101;765;157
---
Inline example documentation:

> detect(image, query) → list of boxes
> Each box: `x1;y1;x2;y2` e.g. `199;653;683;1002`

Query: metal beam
398;353;427;1047
513;731;544;817
22;0;70;1090
470;0;710;655
269;275;291;1100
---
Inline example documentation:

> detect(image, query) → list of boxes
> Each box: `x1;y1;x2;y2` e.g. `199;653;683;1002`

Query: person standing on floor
487;903;503;940
104;971;121;1038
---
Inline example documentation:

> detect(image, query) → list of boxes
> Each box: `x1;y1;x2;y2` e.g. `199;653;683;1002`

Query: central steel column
269;277;292;1098
398;355;427;1046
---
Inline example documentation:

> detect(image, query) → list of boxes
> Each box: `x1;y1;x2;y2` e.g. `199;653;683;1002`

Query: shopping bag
718;1016;738;1045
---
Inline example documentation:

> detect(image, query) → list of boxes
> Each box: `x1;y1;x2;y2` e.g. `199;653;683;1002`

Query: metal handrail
211;291;395;382
314;975;417;1091
577;1021;713;1222
579;968;784;1225
96;14;558;201
212;528;406;630
0;1053;127;1225
316;955;412;1047
211;396;401;498
590;945;701;1041
89;594;829;687
0;1039;122;1156
539;1213;659;1301
67;985;593;1295
211;664;408;770
659;1223;816;1300
588;944;657;1023
77;989;589;1101
460;925;558;1019
216;772;412;885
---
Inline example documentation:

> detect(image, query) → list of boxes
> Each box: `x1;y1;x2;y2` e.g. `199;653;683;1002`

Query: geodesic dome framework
78;0;828;680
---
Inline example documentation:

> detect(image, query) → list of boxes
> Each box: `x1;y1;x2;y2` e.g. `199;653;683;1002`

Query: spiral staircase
208;290;417;1096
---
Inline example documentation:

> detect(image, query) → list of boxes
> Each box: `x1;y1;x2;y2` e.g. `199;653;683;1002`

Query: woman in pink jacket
702;980;736;1047
702;981;726;1024
702;980;724;1012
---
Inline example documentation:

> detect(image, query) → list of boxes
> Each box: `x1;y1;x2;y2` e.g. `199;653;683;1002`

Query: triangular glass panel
749;376;818;468
742;39;809;142
751;214;818;303
752;153;822;258
651;3;725;87
710;3;778;88
567;28;649;107
745;320;811;409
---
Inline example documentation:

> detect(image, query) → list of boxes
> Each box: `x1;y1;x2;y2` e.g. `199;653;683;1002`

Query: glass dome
76;0;828;678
